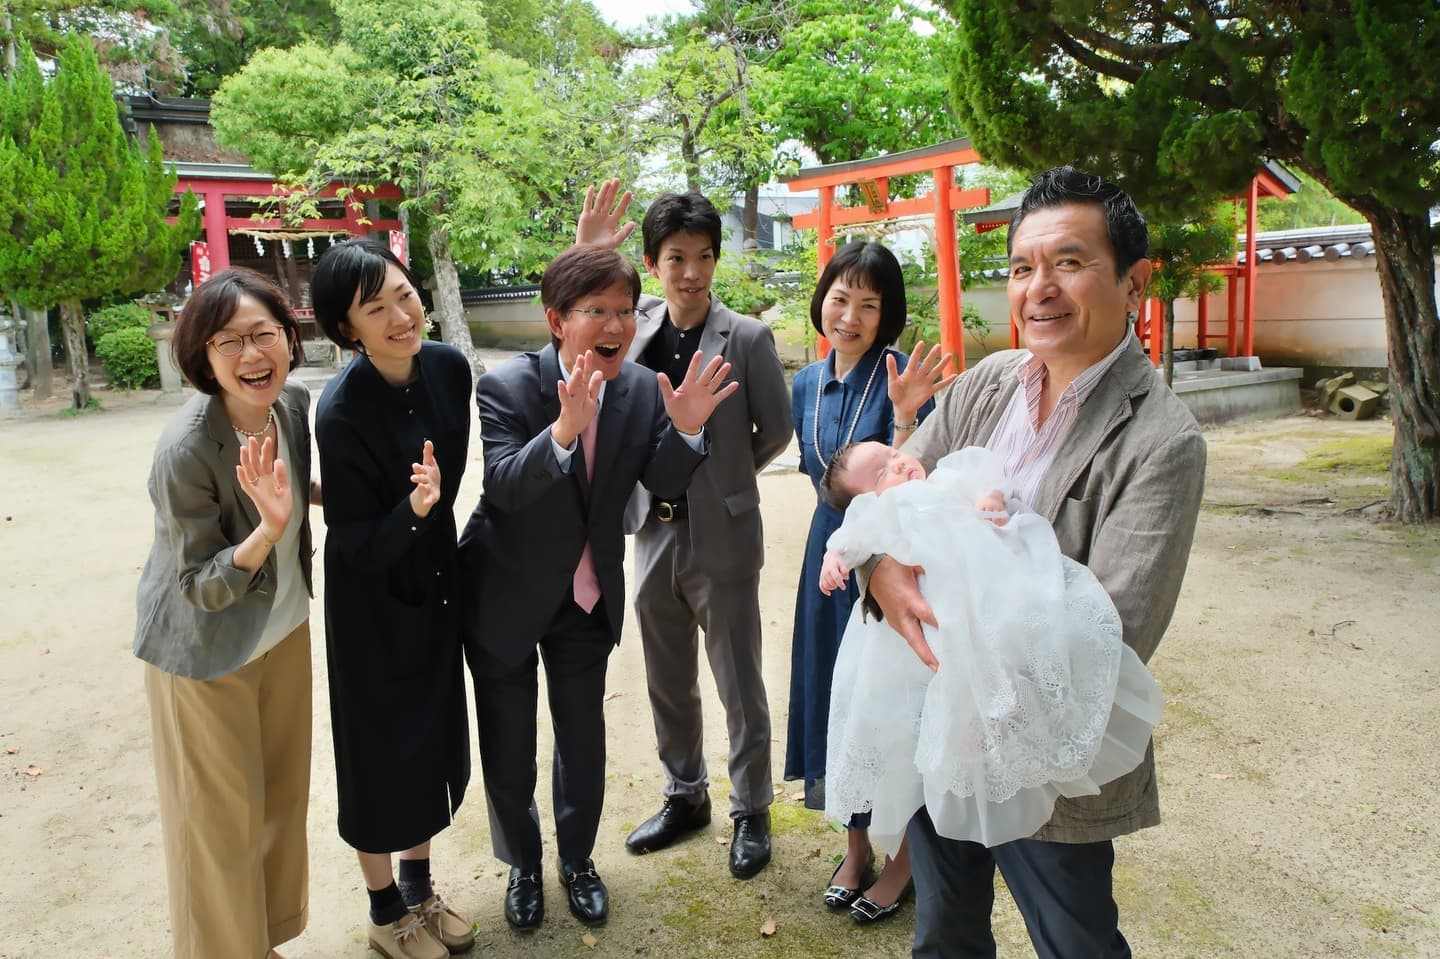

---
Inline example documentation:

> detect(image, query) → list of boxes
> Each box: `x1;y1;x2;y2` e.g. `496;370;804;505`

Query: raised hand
657;350;739;435
551;350;604;448
409;439;441;519
575;179;635;249
818;549;850;596
887;341;958;423
236;435;292;543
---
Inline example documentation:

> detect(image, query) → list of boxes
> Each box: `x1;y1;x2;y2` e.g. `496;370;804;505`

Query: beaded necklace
233;407;275;439
812;350;883;468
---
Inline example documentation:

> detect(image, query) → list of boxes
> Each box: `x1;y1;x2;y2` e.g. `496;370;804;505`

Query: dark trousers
470;598;613;871
908;808;1131;959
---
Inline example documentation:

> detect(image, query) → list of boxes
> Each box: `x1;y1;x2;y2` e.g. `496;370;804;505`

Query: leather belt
653;497;688;523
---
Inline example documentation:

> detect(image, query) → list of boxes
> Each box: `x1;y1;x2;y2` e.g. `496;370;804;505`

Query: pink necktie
572;417;601;613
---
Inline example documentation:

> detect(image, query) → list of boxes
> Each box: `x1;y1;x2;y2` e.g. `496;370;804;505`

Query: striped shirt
986;333;1136;507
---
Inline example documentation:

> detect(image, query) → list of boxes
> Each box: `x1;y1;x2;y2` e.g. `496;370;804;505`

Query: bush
87;303;153;344
94;326;159;389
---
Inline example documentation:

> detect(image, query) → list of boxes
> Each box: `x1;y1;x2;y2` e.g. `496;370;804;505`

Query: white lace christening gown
823;447;1163;850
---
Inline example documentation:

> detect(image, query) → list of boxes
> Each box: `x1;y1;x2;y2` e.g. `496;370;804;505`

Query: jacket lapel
698;298;732;362
204;394;264;532
590;368;633;505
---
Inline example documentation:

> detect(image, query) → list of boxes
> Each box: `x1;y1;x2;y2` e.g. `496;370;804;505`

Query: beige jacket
905;336;1206;842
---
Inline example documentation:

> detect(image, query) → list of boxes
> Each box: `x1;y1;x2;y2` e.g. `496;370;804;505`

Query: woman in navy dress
785;241;955;923
311;239;475;959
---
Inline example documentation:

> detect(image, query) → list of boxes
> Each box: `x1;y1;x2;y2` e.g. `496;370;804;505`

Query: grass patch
1115;860;1234;952
1295;436;1392;476
1359;901;1410;933
57;396;104;419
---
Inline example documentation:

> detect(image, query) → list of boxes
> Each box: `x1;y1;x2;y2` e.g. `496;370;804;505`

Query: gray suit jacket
134;381;314;681
905;336;1206;842
625;294;793;579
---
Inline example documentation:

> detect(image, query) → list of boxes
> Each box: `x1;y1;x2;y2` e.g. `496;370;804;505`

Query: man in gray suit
867;167;1206;957
577;184;793;878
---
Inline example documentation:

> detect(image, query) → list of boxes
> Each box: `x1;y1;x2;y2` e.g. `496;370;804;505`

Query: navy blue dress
784;345;934;808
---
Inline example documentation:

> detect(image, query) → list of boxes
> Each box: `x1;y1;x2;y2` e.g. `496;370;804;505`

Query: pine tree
0;37;198;408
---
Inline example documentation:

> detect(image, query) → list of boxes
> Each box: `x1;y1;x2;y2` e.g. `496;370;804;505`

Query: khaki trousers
145;622;312;959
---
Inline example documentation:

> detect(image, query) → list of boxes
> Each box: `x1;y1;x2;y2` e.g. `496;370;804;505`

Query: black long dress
315;340;472;852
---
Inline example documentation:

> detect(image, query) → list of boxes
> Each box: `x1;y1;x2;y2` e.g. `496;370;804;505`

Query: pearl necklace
812;350;883;467
233;408;275;439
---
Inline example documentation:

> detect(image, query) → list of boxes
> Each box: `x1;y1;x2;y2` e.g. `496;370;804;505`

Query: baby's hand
819;549;850;595
976;489;1008;526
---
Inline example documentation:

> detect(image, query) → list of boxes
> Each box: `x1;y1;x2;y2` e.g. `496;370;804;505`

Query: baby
808;442;1162;850
817;441;1006;596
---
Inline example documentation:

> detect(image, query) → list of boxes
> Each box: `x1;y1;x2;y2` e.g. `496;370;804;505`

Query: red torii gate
171;167;405;276
780;138;989;370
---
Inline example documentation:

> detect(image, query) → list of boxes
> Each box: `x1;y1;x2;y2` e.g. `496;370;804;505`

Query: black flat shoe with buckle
504;867;544;932
850;879;914;925
559;857;609;925
822;852;875;911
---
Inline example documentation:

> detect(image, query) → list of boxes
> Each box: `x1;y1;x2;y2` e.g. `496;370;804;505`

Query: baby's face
845;441;927;496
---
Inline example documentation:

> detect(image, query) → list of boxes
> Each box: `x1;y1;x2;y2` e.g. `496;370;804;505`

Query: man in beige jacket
867;167;1206;958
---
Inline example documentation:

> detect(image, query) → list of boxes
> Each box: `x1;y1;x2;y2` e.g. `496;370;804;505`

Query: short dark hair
1008;166;1149;277
540;245;642;348
172;268;304;394
809;241;908;347
642;192;723;264
309;237;423;352
819;441;863;513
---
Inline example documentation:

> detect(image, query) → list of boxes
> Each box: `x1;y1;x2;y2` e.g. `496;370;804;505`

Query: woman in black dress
311;239;474;959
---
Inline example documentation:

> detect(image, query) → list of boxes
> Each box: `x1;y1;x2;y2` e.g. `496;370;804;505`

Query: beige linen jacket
903;336;1206;842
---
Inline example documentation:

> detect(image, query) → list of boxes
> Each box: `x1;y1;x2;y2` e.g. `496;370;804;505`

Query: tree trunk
60;299;89;409
680;118;701;193
426;226;486;379
742;183;759;249
16;302;52;399
1354;203;1440;523
1162;298;1175;387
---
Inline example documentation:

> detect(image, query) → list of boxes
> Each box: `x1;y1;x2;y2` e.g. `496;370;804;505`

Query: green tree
760;0;959;165
943;0;1440;523
1257;171;1366;233
0;37;198;408
165;0;341;96
212;0;634;375
1149;213;1236;386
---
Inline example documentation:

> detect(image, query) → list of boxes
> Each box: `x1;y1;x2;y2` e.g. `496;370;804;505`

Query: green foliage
1257;171;1366;233
757;0;960;165
94;326;158;389
1148;211;1236;307
0;36;199;407
168;0;343;97
86;302;152;344
712;256;774;316
211;41;368;175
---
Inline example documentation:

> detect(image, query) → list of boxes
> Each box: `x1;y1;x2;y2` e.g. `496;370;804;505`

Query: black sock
397;857;433;908
368;882;408;926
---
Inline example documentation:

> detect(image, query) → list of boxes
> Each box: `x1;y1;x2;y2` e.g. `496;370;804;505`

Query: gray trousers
632;514;773;817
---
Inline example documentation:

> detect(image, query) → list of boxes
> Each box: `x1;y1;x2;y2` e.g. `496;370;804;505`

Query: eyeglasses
568;307;636;322
208;326;285;356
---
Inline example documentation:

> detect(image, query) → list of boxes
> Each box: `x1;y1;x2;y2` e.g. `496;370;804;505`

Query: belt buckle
655;501;676;523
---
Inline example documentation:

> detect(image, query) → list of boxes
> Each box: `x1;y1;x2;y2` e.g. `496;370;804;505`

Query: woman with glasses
135;267;317;959
309;238;474;959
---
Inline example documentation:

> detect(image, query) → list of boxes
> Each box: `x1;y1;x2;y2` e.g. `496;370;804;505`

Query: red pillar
816;184;835;359
1243;178;1259;357
1196;283;1209;350
1226;272;1238;356
1010;313;1019;349
932;165;963;371
1148;297;1163;366
203;187;230;272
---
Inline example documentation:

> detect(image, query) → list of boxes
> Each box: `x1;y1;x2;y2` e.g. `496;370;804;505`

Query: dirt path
2;389;1436;958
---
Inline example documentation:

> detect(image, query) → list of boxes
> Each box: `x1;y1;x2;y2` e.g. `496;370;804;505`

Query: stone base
1170;366;1303;426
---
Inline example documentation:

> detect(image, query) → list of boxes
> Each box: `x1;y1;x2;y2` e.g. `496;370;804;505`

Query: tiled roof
1238;224;1374;265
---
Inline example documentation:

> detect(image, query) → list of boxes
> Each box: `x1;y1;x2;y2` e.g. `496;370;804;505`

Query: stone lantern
141;294;185;404
0;304;22;412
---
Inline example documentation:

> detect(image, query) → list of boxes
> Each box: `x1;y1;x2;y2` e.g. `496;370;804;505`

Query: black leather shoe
504;867;544;931
729;811;772;879
850;879;914;924
559;858;609;926
624;795;712;853
822;852;874;910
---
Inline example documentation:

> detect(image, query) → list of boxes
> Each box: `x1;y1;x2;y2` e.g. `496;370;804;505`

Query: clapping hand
575;179;635;249
236;435;292;543
887;341;957;423
551;350;604;448
409;440;441;519
658;351;739;435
